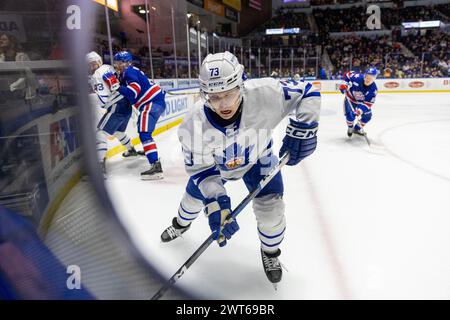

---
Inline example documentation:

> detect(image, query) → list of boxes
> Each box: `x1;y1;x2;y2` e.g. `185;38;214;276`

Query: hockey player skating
160;52;321;286
103;51;167;180
86;51;142;176
339;67;378;138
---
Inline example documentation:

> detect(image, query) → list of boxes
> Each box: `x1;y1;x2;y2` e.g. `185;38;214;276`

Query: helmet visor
205;87;241;110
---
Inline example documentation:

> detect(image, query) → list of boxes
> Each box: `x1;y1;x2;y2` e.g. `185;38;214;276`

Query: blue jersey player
339;67;378;137
103;51;167;180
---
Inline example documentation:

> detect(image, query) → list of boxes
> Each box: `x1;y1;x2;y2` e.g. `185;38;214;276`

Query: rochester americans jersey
178;78;321;199
343;71;378;109
344;72;378;108
89;64;131;116
119;66;165;110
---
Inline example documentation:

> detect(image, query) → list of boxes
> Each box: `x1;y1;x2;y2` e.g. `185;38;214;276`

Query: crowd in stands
313;6;371;33
400;29;449;77
94;28;447;80
382;5;446;29
312;4;448;34
325;31;449;79
5;2;446;81
255;11;310;34
436;3;450;18
324;35;402;72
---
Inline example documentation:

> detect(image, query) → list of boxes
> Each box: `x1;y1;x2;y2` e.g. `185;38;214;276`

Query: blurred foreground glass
0;0;187;300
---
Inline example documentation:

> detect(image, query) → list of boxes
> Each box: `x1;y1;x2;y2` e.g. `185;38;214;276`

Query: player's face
89;61;100;74
208;87;241;119
114;61;127;74
364;74;376;86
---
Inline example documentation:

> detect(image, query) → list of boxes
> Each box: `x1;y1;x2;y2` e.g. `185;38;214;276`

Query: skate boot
261;248;282;287
353;124;366;136
161;217;191;242
347;127;354;137
140;159;163;180
122;146;141;157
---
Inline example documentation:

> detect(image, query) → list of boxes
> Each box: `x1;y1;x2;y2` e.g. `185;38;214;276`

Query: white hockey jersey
178;78;321;199
88;64;116;107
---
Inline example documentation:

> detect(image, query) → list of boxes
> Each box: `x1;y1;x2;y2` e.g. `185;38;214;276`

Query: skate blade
272;283;278;291
141;173;164;181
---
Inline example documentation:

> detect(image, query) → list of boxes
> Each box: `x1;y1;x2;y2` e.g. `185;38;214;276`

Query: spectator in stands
0;33;29;63
383;67;393;78
0;33;37;100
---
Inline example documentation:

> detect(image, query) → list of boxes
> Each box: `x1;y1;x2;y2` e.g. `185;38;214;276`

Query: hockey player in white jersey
86;51;142;174
160;52;321;285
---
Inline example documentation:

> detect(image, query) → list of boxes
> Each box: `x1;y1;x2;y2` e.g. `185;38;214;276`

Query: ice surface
105;93;450;299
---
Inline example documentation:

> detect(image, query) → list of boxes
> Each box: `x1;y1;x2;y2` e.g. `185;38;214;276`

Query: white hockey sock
253;194;286;253
176;192;203;227
96;130;108;161
115;131;132;150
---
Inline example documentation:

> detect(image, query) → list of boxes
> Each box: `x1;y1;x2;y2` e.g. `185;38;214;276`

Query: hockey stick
362;133;371;147
150;152;290;300
100;91;124;110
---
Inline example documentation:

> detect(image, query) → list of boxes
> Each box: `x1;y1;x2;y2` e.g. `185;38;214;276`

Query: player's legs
253;193;286;253
99;111;132;149
138;102;166;165
243;154;286;253
177;183;204;227
96;129;108;163
114;114;143;157
343;98;356;128
96;111;123;174
160;177;204;242
243;154;285;284
114;131;132;149
355;108;372;132
98;110;131;142
114;114;132;150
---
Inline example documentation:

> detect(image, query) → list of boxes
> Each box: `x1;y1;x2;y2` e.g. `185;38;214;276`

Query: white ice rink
105;92;450;299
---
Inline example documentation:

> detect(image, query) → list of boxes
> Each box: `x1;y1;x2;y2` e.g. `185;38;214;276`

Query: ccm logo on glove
280;118;318;166
286;126;317;139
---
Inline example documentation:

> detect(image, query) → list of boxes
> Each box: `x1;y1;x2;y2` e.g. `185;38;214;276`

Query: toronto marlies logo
215;143;255;171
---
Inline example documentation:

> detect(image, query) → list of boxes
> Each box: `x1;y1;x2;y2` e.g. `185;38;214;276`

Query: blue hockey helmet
113;51;133;63
365;67;378;78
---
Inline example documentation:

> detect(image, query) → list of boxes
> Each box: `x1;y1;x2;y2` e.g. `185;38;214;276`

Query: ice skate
122;146;144;157
347;127;354;137
353;124;366;136
141;159;163;180
161;217;191;242
261;248;282;288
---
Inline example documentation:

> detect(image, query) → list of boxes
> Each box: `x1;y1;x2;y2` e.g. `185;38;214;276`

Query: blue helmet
113;51;133;63
365;67;378;77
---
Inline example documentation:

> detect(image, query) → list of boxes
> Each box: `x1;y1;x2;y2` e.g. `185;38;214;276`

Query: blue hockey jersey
343;71;378;109
118;66;165;110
